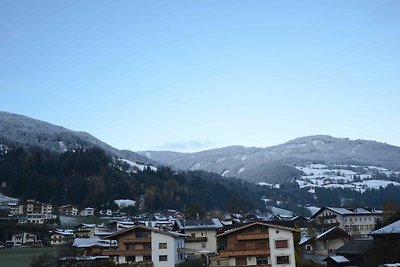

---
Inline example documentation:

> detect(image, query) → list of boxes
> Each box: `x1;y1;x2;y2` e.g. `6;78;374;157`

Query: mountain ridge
0;111;152;164
141;135;400;183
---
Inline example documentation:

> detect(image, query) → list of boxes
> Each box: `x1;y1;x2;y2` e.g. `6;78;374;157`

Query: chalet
174;219;222;256
7;232;39;246
50;229;74;246
58;205;79;216
102;225;187;266
311;207;383;236
8;200;55;223
299;227;351;255
210;221;299;267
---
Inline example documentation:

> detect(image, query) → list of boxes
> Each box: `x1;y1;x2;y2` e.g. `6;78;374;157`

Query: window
277;256;290;264
275;240;288;249
159;243;167;249
256;257;268;265
143;255;151;262
178;253;183;260
202;243;206;248
135;230;149;238
143;243;151;249
236;257;247;265
159;255;168;261
126;256;136;262
191;233;195;238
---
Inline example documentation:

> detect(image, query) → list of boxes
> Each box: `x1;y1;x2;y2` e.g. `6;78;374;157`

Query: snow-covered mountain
0;111;152;164
141;135;400;183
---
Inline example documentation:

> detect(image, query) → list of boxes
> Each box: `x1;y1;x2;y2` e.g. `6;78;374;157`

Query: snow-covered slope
295;163;400;192
141;135;400;183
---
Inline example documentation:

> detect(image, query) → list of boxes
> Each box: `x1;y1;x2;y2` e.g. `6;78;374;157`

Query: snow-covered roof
371;219;400;235
316;227;349;240
184;219;222;230
323;255;350;263
72;238;116;248
299;236;312;245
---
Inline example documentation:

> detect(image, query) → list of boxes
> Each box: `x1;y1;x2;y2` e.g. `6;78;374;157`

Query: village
1;199;399;267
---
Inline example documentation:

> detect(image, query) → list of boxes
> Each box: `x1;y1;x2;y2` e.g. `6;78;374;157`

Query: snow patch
114;199;136;208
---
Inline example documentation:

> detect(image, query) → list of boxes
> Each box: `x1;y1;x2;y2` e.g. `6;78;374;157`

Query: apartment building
103;225;187;267
211;221;298;267
312;207;383;236
174;218;222;255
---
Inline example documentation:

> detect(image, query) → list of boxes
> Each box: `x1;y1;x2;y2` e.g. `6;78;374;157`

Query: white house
8;232;39;246
102;225;187;266
80;207;95;217
174;218;222;255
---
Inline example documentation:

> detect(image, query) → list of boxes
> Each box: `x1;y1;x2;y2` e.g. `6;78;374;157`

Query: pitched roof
316;227;351;240
216;221;299;237
323;255;350;263
371;219;400;235
72;238;116;248
104;225;187;239
335;239;374;255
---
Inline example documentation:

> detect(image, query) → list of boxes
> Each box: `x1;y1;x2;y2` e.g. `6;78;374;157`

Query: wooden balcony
186;237;208;243
237;233;269;241
102;249;151;256
219;249;270;257
119;237;151;243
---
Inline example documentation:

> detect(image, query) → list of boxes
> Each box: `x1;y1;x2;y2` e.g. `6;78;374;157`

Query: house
58;205;79;216
73;237;117;257
102;225;187;266
210;221;299;267
311;207;383;236
80;207;95;217
174;218;222;256
50;229;74;246
335;239;374;267
299;227;351;255
74;224;98;238
8;200;55;223
370;219;400;265
7;232;39;246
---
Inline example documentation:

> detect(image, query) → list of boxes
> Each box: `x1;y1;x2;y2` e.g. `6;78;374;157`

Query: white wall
152;231;183;267
185;229;217;253
268;227;296;267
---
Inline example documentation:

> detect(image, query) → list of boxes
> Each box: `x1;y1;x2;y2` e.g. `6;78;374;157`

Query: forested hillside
0;145;264;213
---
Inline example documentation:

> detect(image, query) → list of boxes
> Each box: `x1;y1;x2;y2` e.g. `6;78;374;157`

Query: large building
174;219;222;255
102;225;187;267
311;207;383;236
210;221;299;267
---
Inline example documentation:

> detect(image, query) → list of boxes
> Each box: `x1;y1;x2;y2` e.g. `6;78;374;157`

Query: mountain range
1;111;400;184
142;136;400;183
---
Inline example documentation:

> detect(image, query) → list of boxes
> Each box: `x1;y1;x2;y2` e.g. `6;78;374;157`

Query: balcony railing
186;237;208;243
237;233;269;241
102;249;151;256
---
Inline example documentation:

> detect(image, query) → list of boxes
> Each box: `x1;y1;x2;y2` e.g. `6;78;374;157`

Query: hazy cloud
157;140;216;152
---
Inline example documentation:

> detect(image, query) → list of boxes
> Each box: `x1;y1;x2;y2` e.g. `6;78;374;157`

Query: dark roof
217;221;299;237
335;239;374;255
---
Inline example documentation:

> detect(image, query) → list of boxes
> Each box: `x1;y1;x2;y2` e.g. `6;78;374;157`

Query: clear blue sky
1;1;400;152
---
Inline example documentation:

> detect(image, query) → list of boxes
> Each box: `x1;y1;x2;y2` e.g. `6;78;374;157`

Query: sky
1;1;400;152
